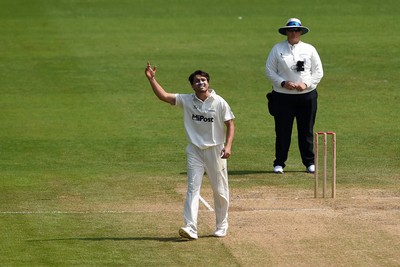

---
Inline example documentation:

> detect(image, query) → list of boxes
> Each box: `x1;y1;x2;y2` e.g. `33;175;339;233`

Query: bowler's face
191;75;209;92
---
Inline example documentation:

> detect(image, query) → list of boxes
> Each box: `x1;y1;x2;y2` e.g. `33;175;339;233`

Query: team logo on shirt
192;114;214;122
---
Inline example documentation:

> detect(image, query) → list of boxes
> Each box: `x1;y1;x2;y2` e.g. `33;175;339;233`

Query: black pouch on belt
266;91;274;116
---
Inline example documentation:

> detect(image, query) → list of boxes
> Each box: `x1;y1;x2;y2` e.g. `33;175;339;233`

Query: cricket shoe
273;165;284;174
179;227;198;240
213;228;227;238
307;164;315;173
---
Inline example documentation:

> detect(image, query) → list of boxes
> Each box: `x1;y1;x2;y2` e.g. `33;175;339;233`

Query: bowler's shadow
28;236;206;243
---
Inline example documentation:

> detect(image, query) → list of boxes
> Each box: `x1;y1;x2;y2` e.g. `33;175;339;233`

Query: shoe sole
179;228;197;240
213;233;227;238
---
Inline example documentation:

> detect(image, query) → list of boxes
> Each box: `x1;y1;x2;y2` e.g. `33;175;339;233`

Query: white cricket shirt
175;90;235;149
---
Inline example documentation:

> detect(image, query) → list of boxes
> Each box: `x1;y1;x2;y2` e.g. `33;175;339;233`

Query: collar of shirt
287;40;303;50
192;89;216;113
192;89;216;103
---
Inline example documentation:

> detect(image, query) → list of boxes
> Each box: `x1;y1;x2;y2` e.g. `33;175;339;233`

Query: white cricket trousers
183;143;229;233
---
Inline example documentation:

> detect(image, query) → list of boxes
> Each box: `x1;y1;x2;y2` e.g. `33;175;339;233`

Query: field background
1;0;399;266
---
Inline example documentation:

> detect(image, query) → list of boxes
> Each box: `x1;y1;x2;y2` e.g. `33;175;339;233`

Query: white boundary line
0;196;215;214
3;207;398;215
199;195;214;211
0;211;137;214
0;208;331;215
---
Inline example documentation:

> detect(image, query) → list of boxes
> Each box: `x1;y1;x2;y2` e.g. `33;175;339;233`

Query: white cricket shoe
179;227;198;240
307;165;315;173
214;228;227;238
273;165;284;174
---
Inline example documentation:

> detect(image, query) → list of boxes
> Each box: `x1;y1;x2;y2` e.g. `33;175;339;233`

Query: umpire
265;18;324;174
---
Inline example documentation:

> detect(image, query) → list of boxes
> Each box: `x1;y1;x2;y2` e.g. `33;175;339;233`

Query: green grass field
1;0;399;266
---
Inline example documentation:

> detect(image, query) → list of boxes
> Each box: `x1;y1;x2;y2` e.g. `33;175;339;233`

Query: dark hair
188;70;210;84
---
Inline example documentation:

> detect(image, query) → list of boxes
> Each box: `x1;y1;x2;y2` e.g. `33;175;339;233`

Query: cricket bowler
144;62;235;239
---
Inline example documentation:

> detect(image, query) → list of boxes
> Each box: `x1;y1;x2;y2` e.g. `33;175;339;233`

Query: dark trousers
272;90;317;168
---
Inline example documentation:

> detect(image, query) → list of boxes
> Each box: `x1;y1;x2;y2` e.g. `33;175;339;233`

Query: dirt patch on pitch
193;186;400;266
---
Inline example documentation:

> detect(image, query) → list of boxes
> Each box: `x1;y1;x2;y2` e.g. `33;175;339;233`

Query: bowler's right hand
145;62;157;80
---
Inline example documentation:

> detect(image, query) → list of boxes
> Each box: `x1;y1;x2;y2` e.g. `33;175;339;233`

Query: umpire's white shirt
175;90;235;149
266;40;323;94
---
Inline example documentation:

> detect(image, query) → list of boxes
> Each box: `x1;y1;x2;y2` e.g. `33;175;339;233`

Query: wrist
281;81;285;87
149;77;155;81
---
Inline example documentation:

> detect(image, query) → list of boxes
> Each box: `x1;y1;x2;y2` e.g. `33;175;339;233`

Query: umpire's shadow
180;170;273;176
